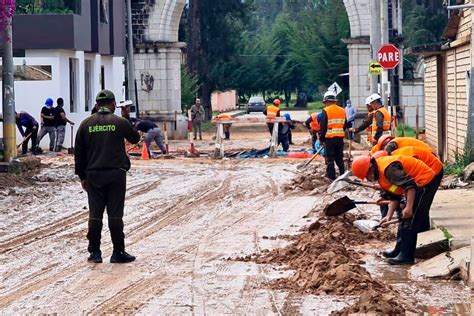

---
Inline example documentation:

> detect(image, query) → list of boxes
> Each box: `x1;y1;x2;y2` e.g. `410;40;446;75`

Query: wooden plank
410;247;471;278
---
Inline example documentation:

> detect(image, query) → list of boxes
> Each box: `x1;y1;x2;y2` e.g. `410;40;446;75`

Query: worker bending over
278;113;295;152
352;154;437;265
320;91;347;180
305;112;322;150
135;120;167;156
215;113;233;140
372;134;433;155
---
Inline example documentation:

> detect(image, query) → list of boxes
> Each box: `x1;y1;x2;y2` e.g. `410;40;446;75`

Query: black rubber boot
382;238;401;258
87;250;103;263
110;251;136;263
388;229;417;265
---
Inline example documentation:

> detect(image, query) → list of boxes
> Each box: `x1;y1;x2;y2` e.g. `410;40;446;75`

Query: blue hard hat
45;98;54;106
284;113;291;120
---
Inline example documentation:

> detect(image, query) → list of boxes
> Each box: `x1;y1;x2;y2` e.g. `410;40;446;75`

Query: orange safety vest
216;113;232;119
366;111;374;141
386;137;433;154
309;112;320;132
266;105;280;119
391;146;443;175
375;155;435;195
324;104;346;138
368;107;392;142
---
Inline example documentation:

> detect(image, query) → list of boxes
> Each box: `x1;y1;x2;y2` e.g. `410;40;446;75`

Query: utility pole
370;0;381;94
2;8;16;162
126;0;137;106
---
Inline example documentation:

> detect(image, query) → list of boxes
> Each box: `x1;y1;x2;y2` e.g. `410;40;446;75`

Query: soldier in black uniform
75;90;140;264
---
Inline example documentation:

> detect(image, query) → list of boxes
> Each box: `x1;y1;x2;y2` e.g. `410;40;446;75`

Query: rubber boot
382;238;401;258
388;229;417;265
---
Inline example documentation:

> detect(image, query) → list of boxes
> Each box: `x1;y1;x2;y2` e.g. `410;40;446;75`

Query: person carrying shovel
15;111;39;155
351;153;437;265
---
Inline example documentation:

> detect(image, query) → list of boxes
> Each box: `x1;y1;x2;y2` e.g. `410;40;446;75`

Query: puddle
363;249;472;314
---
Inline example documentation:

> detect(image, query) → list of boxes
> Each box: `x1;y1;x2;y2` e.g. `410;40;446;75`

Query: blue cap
45;98;54;106
284;113;291;120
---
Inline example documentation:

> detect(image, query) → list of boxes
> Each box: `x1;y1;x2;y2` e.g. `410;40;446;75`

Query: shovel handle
302;146;323;168
346;180;378;190
353;200;390;205
373;218;399;230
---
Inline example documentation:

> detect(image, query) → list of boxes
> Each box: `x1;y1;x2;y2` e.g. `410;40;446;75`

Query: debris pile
245;214;412;313
284;163;332;193
333;290;406;315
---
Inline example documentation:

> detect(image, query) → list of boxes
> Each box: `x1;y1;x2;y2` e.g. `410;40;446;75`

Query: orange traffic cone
141;143;150;160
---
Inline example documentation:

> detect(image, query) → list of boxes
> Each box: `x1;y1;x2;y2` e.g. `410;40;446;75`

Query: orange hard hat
377;134;395;150
273;99;281;106
371;150;387;159
351;155;371;180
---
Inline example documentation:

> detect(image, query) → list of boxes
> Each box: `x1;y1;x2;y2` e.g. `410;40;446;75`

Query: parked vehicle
247;96;266;114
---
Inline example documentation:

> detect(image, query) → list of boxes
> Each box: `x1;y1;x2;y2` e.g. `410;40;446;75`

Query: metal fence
16;0;81;15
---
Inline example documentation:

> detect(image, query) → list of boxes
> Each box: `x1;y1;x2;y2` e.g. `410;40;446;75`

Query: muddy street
0;139;472;314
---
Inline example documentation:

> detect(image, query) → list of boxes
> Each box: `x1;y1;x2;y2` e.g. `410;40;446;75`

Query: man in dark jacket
75;89;140;264
135;120;167;156
15;111;39;155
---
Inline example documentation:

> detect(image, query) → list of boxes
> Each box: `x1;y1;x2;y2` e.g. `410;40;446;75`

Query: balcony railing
16;0;81;15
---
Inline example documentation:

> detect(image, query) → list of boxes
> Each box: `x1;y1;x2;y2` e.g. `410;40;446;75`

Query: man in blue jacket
15;111;39;155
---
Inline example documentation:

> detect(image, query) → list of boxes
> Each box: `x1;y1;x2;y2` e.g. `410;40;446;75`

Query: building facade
418;2;474;161
1;0;126;147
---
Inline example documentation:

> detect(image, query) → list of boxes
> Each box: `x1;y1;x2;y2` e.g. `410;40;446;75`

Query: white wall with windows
0;49;125;149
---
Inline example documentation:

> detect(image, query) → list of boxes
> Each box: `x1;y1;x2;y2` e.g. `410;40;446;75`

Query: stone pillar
346;41;372;111
134;43;187;139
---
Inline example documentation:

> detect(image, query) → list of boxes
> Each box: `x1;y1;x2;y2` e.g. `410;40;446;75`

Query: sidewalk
431;188;474;244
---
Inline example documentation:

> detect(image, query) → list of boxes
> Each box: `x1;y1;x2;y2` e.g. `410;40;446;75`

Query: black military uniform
75;90;140;264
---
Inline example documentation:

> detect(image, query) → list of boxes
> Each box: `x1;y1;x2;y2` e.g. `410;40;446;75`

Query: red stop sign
377;44;400;69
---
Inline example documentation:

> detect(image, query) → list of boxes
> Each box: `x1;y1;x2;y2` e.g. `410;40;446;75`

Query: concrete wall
211;91;237;113
400;80;425;128
0;50;125;148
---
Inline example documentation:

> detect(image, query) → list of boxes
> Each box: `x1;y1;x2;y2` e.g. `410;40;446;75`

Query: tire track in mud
0;175;229;311
0;180;162;255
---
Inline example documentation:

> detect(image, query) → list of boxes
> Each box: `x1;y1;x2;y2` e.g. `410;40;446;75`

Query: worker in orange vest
350;94;391;145
305;111;322;149
371;134;433;154
352;154;437;265
215;113;233;140
263;99;281;135
320;91;347;180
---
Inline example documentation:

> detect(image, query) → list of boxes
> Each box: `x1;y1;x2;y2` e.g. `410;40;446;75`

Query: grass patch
444;136;474;176
307;101;324;113
395;125;417;137
439;226;453;240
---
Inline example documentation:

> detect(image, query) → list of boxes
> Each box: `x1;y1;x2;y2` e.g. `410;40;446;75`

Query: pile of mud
245;214;411;313
284;163;332;194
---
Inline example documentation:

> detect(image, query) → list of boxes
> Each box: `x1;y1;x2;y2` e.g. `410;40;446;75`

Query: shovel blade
323;196;357;216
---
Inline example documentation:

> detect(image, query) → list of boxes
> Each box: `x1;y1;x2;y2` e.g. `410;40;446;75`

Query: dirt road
0;156;335;314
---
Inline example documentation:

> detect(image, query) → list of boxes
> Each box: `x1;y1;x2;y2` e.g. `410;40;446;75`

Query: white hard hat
365;96;372;105
323;91;336;102
367;93;382;104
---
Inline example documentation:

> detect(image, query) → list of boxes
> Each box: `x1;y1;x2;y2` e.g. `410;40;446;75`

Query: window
69;58;79;113
0;65;52;81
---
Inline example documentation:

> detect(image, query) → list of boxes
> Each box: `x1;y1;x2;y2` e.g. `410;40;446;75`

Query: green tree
181;66;200;112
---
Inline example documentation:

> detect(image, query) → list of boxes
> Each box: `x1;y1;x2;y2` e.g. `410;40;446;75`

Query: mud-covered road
0;156;330;314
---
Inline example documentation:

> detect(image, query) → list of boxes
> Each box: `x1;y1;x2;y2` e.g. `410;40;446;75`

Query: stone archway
131;0;372;137
131;0;187;138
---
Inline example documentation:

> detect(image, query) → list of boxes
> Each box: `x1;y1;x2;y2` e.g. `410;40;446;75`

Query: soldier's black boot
87;250;103;263
388;229;417;265
110;251;136;263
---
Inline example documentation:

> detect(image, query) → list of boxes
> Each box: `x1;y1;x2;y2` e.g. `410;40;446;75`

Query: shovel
298;146;324;170
16;132;32;149
327;171;378;194
323;195;390;216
